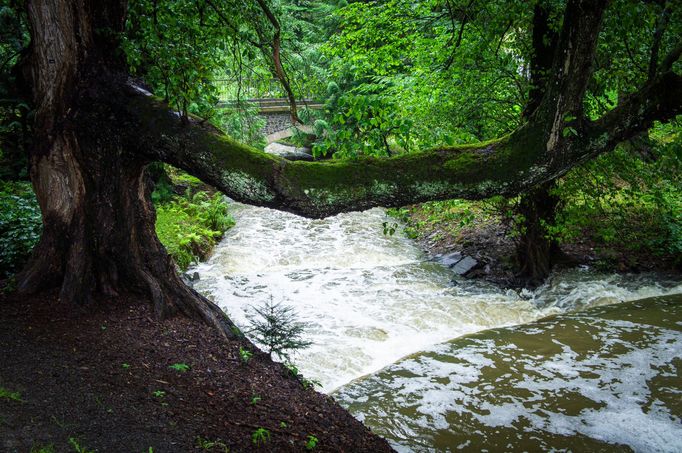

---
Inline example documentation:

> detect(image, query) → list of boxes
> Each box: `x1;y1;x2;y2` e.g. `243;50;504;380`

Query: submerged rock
434;252;478;275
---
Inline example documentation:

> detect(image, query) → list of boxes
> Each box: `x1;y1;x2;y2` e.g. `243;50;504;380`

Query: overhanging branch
588;70;682;154
126;88;578;218
123;59;680;220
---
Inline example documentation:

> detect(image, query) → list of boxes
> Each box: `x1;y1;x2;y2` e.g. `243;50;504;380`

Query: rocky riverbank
393;201;681;288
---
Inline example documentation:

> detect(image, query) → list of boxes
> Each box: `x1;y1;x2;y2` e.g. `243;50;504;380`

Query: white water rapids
190;203;682;393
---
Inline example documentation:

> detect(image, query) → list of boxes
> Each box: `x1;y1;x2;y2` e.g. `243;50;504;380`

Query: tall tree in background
14;0;682;336
515;2;562;283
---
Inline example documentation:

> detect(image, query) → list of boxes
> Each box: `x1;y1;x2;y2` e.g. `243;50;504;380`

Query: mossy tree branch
123;0;677;221
128;64;680;219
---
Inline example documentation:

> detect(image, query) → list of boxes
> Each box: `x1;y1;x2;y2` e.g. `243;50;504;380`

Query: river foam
191;203;681;392
335;297;682;452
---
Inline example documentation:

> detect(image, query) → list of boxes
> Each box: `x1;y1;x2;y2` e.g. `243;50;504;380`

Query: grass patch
388;199;497;242
0;386;22;402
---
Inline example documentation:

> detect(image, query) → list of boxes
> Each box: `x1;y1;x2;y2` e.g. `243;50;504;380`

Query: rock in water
452;256;478;275
435;252;462;267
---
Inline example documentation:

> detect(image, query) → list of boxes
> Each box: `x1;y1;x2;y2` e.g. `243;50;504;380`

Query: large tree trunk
17;0;239;338
514;2;561;284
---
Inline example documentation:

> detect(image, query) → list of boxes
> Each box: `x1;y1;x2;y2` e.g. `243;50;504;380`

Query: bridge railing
213;76;323;103
214;77;286;101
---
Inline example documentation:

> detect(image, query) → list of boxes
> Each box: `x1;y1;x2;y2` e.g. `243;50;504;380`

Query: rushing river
191;202;682;452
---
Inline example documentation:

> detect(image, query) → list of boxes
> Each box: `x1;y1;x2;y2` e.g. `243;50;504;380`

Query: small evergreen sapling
246;297;312;361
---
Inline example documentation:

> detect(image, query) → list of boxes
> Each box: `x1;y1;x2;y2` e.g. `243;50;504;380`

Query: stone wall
262;112;294;136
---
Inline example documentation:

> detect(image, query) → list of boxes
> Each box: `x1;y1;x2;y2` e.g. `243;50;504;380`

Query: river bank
390;199;682;288
0;290;392;452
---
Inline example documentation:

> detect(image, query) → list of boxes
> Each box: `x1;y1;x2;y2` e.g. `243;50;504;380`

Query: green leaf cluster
154;188;235;271
552;125;682;261
0;181;42;278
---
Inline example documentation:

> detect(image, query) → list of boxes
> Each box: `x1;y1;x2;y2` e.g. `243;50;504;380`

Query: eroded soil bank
0;291;392;452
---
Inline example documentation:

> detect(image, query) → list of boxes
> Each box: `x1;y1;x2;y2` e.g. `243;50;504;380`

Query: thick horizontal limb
125;68;680;219
129;92;551;217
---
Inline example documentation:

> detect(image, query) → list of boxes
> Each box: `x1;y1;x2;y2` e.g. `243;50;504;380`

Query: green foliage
30;445;55;453
152;390;166;398
196;436;230;452
246;297;312;361
215;103;267;149
238;346;253;365
284;363;321;389
251;427;271;446
388;199;485;242
68;438;94;453
305;435;319;450
123;0;227;119
0;181;42;278
154;187;235;271
551;128;682;261
314;77;414;158
0;2;31;180
314;0;531;158
0;386;21;402
382;221;398;236
250;394;262;405
168;363;190;372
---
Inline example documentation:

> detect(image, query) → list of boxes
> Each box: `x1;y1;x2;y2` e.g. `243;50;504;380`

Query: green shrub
551;133;682;262
0;181;41;278
155;189;235;270
0;170;234;279
251;427;270;446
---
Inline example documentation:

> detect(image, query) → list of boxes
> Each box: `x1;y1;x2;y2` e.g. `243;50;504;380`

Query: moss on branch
124;78;678;218
125;93;551;217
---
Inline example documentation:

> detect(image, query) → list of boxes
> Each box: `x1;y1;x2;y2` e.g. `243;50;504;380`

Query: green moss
220;169;276;203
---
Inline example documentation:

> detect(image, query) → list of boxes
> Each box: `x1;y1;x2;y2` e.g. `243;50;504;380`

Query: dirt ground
0;290;393;452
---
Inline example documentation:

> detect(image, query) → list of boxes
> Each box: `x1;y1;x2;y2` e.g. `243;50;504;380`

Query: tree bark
515;181;561;285
515;1;561;283
17;0;240;338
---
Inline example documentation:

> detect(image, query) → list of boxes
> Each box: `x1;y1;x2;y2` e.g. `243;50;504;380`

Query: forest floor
0;291;393;453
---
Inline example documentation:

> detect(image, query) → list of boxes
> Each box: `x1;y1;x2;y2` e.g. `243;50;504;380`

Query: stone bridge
219;98;322;143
